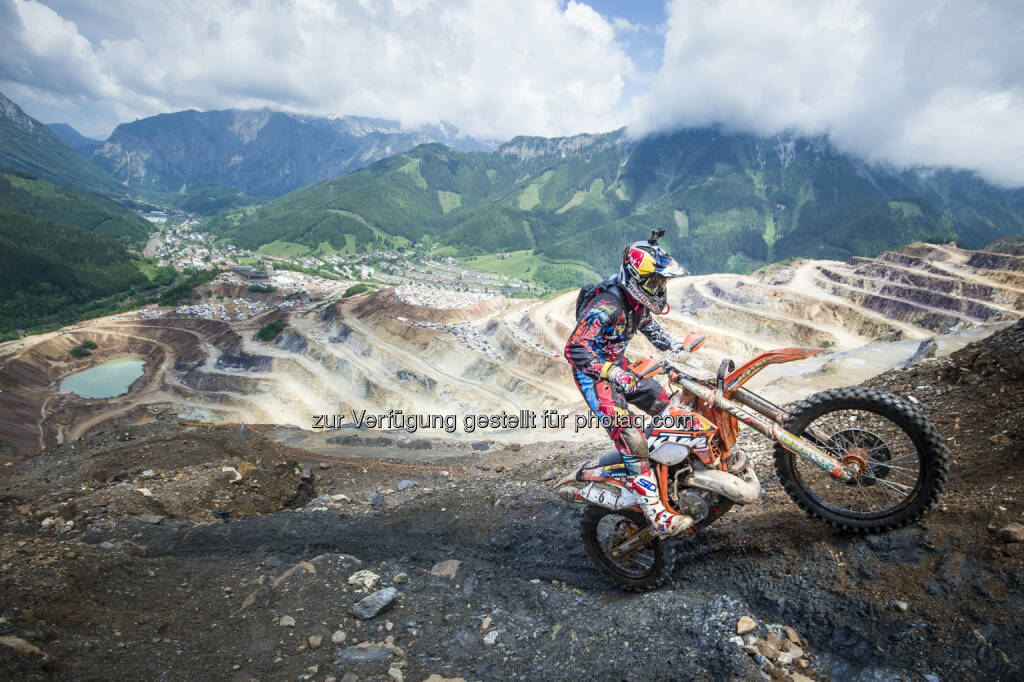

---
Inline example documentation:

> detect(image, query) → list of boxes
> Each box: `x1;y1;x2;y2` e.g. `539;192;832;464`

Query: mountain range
89;109;496;197
3;87;1024;288
211;128;1024;276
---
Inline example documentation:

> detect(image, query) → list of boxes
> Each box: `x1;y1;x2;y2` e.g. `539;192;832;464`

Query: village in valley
141;211;541;299
125;210;557;360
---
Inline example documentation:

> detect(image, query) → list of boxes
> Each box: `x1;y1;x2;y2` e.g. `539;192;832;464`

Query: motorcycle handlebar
637;349;686;380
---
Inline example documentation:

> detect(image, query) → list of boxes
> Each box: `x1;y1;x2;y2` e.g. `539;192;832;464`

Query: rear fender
551;472;581;490
724;347;825;393
567;478;641;510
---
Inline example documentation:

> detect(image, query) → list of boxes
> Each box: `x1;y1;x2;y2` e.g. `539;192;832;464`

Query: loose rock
338;645;393;662
352;587;398;620
348;570;381;590
0;636;49;661
997;522;1024;543
990;433;1012;447
430;559;460;579
279;615;296;627
755;640;780;660
221;466;242;483
736;616;757;635
236;461;257;477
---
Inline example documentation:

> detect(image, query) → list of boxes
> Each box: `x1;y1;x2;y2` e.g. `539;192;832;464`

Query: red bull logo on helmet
628;247;656;275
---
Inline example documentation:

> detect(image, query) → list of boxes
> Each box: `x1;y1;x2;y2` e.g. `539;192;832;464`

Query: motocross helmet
619;233;689;314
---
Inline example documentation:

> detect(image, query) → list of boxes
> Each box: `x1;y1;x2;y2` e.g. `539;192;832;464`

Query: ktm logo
649;435;708;450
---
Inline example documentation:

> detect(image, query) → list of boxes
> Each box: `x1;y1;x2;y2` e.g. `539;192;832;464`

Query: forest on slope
209;128;1024;278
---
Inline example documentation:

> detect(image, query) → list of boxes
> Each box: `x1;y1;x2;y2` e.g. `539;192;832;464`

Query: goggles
639;273;666;296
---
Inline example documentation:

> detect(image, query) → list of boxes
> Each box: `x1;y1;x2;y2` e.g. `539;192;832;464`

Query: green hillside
0;91;123;197
0;168;153;248
210;128;1024;278
156;185;268;215
209;144;520;251
0;211;167;338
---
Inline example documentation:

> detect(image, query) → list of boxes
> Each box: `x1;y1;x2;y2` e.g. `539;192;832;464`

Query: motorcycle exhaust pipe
684;468;762;505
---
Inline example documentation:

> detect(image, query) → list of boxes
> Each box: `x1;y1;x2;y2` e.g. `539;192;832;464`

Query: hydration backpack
574;276;623;320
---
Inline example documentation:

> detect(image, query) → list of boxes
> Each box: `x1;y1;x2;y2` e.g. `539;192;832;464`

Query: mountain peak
0;90;37;134
91;106;497;196
0;91;121;196
45;123;103;154
498;129;624;161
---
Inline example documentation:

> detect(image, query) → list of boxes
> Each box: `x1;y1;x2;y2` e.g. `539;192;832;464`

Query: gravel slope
1;322;1022;680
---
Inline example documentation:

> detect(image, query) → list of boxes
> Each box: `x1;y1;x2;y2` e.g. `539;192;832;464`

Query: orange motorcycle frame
623;347;850;516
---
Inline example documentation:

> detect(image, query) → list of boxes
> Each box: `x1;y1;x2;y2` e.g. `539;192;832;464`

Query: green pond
60;357;145;399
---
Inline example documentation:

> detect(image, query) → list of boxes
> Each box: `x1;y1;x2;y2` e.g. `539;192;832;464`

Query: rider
564;230;693;536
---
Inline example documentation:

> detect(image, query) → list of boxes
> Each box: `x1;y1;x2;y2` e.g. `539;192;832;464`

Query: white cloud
0;0;634;139
3;0;1022;188
629;0;1024;187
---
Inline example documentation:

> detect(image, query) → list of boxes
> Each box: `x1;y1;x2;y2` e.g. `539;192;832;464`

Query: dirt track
0;323;1022;681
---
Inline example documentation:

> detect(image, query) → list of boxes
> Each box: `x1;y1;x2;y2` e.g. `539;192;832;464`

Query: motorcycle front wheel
581;506;676;591
774;386;949;532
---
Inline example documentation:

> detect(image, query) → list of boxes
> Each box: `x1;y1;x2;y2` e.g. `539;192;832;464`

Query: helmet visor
639;273;666;297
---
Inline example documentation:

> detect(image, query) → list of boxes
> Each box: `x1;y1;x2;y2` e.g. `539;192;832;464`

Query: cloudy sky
1;0;1022;186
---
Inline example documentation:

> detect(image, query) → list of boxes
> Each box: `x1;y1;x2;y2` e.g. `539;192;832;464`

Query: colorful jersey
564;280;675;378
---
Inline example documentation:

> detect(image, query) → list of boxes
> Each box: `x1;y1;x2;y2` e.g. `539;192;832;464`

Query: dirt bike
554;337;949;590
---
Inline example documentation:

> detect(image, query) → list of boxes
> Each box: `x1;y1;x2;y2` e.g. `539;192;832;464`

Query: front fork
674;376;853;482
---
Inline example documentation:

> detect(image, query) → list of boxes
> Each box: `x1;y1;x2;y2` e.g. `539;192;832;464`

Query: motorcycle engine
669;455;737;524
668;460;717;523
675;489;711;522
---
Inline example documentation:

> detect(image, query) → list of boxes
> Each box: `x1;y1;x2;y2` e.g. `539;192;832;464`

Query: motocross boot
625;460;693;537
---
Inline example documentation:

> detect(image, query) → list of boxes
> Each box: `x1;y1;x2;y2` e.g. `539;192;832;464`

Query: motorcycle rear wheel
774;386;948;532
581;506;676;590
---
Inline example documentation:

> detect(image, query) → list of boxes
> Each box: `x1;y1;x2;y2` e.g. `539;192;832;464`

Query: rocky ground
1;322;1022;681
